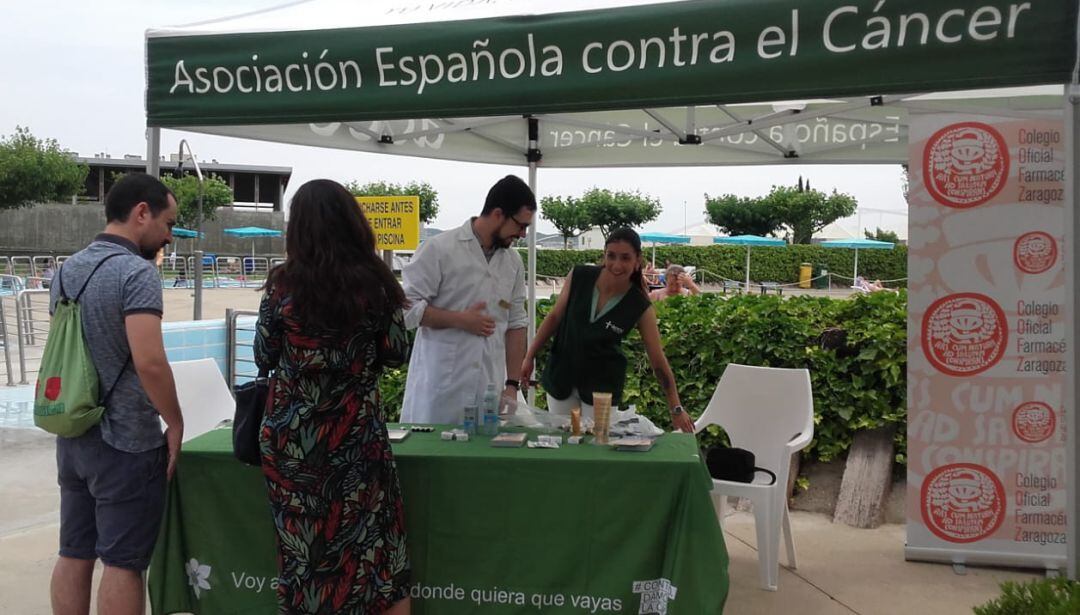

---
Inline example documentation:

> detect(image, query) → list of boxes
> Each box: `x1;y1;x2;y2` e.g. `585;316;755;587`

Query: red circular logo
1013;232;1058;274
921;293;1008;376
1012;401;1056;444
921;463;1005;543
923;122;1009;208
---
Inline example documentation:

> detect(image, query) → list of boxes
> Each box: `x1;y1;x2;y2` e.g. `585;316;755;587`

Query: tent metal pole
1066;83;1080;580
854;248;860;281
527;118;540;406
145;127;160;176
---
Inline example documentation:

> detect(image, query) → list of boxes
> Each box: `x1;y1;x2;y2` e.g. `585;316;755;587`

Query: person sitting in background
642;261;661;289
855;276;889;292
41;264;56;289
649;265;701;301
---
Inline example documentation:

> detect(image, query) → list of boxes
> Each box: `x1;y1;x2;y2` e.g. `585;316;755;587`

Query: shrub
974;578;1080;615
380;291;908;463
523;244;908;287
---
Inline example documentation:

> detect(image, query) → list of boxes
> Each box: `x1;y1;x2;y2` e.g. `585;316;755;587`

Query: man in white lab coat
400;176;535;424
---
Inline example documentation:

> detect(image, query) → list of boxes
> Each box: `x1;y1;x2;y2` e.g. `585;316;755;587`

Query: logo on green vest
603;321;625;335
632;578;677;615
185;558;212;599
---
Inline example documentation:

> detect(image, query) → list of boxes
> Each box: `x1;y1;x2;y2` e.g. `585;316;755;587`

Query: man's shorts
56;426;167;571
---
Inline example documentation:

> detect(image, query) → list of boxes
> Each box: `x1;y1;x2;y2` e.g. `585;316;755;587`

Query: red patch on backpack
44;377;62;401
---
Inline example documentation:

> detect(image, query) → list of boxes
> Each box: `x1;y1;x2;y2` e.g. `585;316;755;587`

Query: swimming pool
0;317;255;430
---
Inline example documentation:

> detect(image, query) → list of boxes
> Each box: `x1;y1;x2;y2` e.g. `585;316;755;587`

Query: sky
0;0;908;237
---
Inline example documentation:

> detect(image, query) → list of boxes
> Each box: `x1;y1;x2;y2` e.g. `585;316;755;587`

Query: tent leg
854;248;860;281
1066;83;1080;581
527;154;539;407
145;127;160;176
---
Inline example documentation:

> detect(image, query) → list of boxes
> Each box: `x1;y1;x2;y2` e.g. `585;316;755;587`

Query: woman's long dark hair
265;179;405;330
605;227;648;296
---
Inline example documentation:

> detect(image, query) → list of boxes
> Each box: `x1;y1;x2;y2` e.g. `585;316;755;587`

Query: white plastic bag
500;397;570;432
609;406;665;438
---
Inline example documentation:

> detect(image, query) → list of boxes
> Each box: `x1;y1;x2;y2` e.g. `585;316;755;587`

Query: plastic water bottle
462;394;479;436
481;383;499;436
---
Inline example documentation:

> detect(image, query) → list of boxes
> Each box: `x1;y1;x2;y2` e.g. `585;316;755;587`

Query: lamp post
177;140;205;320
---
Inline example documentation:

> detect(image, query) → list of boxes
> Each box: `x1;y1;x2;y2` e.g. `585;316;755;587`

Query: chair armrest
785;430;813;453
693;417;713;435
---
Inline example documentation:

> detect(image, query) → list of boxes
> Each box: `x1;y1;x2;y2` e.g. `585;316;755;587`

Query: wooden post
833;425;896;528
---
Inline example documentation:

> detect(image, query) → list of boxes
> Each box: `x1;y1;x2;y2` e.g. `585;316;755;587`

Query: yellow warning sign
356;196;421;251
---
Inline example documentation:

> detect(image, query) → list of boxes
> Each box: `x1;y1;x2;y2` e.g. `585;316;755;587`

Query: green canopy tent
819;237;895;283
639;231;690;267
223;225;283;258
144;0;1080;579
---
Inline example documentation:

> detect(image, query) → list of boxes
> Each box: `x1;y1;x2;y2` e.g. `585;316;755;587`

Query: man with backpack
46;173;184;615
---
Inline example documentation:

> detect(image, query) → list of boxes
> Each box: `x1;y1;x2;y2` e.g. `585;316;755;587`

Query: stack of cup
592;392;612;445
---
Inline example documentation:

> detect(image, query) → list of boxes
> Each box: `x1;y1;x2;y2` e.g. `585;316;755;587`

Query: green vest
542;265;651;407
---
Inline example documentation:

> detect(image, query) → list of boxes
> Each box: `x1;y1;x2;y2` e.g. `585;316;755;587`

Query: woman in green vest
520;228;695;433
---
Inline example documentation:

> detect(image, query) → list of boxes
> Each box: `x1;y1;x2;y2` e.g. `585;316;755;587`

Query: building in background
77;153;291;212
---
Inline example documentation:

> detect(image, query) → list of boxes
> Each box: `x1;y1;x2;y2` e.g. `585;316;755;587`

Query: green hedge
380;291;907;464
975;578;1080;615
521;244;908;287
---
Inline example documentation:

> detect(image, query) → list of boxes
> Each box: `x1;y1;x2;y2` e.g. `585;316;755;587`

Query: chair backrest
696;364;814;475
169;358;236;442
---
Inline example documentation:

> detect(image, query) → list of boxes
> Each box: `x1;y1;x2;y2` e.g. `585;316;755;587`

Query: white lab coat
400;219;528;424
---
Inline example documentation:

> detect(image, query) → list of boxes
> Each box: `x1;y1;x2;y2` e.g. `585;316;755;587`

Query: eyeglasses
508;214;531;231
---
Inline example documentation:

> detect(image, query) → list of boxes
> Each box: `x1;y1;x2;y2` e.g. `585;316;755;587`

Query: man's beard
140;244;161;260
492;231;513;250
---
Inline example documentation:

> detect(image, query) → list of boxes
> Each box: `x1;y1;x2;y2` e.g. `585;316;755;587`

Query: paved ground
0;426;1038;615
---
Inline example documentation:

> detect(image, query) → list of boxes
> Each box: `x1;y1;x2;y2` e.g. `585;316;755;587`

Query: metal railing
186;256;219;288
225;309;259;390
0;293;14;386
10;256;32;278
32;255;56;277
14;289;51;385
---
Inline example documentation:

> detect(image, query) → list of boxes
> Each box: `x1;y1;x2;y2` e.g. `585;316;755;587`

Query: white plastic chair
694;363;814;591
168;358;236;442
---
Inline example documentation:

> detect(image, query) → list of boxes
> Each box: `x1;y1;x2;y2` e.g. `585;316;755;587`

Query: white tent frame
144;1;1080;579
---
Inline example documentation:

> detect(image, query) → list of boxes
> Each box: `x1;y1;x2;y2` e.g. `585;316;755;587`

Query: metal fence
6;287;51;384
225;309;259;390
0;291;15;386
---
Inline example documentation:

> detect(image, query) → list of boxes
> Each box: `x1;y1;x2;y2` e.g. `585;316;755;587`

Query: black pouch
232;369;270;466
705;445;777;485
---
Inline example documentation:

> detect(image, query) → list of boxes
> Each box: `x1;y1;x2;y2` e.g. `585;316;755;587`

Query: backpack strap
58;252;127;302
59;251;135;407
100;355;132;406
75;252;128;303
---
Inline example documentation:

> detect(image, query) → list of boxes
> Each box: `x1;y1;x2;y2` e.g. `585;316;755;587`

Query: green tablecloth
148;427;728;614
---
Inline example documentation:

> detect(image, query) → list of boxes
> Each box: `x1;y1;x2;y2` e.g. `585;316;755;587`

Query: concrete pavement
0;424;1036;614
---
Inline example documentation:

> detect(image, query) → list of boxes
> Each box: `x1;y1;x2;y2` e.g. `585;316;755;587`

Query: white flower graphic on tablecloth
185;558;212;598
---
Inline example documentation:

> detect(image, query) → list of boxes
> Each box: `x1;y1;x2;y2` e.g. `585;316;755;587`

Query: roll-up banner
907;111;1069;570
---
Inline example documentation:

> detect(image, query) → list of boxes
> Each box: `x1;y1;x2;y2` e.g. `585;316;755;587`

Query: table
148;427;729;614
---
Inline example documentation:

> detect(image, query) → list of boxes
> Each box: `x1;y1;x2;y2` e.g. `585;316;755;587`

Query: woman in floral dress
255;179;411;614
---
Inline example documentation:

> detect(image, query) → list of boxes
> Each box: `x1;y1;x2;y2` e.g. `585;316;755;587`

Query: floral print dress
254;286;411;614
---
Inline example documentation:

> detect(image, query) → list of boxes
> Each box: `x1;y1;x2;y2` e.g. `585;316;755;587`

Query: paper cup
592;392;612;444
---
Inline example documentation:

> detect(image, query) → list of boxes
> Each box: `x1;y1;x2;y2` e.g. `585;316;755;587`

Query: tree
345;180;439;224
540;195;592;248
865;227;900;243
0;126;87;211
762;185;857;244
705;181;857;244
159;173;234;228
578;188;661;239
704;193;783;237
